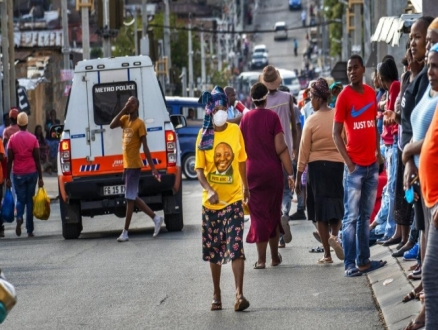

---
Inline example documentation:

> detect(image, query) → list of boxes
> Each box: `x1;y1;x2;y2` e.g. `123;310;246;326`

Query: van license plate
103;185;125;196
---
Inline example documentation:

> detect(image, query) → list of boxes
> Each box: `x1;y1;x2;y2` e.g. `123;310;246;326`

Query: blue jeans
13;172;38;234
342;162;378;270
281;168;293;216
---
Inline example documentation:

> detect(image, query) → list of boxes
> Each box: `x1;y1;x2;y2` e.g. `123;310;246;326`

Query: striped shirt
410;84;438;167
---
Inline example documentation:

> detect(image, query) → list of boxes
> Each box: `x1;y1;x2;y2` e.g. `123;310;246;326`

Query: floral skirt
202;201;245;265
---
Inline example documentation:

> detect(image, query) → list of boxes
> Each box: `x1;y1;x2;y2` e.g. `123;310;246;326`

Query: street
1;180;383;330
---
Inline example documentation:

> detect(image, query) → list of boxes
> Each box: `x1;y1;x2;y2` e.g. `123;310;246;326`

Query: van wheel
60;198;83;239
182;153;197;180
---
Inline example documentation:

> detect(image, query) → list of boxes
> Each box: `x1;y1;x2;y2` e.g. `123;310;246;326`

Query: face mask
213;110;227;127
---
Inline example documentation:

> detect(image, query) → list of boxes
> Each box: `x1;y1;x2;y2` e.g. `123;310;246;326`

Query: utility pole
217;32;222;71
163;0;172;70
180;67;187;97
81;0;90;59
7;0;16;107
209;33;214;70
61;0;70;69
103;0;111;57
1;0;10;112
188;17;194;97
134;9;138;56
353;2;362;58
141;0;149;55
200;30;206;92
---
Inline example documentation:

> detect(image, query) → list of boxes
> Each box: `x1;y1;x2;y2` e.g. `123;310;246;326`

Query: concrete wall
423;0;438;19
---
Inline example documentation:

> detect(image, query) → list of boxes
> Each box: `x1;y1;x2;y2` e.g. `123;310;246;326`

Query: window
93;81;137;125
183;106;204;126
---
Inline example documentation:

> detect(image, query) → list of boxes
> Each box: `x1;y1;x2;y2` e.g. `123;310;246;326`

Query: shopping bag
1;188;15;223
33;188;50;220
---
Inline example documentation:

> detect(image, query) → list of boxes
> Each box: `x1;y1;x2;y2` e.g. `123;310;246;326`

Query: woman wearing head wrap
295;78;345;264
239;82;294;269
194;86;250;312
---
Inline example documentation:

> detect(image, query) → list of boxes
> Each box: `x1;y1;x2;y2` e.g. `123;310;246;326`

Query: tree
322;0;344;57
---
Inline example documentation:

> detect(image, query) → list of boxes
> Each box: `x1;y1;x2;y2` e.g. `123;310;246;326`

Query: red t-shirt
420;104;438;208
334;84;378;166
381;81;400;145
7;131;39;175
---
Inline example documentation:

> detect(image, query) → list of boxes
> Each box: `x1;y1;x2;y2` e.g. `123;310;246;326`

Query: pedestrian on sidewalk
109;96;163;242
260;66;298;248
301;9;307;27
296;78;345;264
240;82;294;268
333;54;386;277
6;112;44;238
195;86;250;312
293;38;298;57
0;136;6;238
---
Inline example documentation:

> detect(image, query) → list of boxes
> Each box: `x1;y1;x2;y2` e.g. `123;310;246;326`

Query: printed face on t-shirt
214;142;234;173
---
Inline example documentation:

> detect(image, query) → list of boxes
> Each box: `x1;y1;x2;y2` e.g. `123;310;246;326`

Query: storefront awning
371;13;421;47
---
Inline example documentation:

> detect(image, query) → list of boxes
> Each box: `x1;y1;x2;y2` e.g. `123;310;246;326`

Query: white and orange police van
55;56;185;239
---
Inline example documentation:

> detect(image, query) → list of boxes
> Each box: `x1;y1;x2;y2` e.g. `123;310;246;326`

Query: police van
55;56;185;239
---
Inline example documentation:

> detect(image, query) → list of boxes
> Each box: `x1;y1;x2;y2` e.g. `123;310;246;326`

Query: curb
368;244;422;330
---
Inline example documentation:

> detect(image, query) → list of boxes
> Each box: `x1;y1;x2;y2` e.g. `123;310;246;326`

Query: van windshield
93;81;137;125
283;77;299;85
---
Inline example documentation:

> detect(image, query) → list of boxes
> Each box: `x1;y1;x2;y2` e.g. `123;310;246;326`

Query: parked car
278;69;300;96
165;96;203;180
251;53;269;70
253;44;268;57
289;0;302;10
274;21;288;40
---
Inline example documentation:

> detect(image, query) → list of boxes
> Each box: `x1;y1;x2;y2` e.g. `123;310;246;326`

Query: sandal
271;253;282;267
328;236;344;260
234;295;250;312
317;257;333;264
345;267;362;277
309;246;324;253
211;299;222;311
253;261;266;269
402;289;418;303
403;318;425;330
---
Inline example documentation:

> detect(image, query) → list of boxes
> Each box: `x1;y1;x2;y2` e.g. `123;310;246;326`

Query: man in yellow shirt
110;96;162;242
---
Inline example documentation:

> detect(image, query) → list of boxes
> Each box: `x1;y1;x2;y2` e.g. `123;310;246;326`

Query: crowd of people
195;16;438;329
0;108;62;239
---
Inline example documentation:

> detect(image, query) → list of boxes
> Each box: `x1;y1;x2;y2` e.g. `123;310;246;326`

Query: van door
85;69;137;173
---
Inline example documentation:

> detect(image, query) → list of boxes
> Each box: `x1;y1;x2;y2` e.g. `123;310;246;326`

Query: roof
371;14;421;47
74;56;153;72
0;30;64;48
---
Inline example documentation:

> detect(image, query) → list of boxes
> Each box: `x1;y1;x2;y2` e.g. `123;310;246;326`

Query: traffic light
97;0;125;30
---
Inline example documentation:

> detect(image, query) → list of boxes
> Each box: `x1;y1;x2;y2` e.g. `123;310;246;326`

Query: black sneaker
289;210;306;220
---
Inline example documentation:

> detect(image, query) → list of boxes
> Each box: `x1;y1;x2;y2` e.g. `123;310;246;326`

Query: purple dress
240;108;284;243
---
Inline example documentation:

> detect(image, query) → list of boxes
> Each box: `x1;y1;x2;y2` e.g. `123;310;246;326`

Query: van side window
93;81;138;125
183;106;204;126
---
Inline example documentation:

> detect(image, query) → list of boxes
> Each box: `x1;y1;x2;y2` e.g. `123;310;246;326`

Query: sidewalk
369;244;422;330
42;173;59;202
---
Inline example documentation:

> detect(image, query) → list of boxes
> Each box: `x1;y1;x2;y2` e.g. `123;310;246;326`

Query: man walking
293;38;298;57
333;55;386;277
224;86;242;124
110;96;163;242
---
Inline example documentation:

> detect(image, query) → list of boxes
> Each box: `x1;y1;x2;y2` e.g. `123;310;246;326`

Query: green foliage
322;0;344;57
210;68;231;87
111;20;138;57
90;47;103;59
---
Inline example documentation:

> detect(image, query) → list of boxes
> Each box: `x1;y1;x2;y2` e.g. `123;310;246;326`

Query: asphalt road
252;0;311;73
1;179;384;330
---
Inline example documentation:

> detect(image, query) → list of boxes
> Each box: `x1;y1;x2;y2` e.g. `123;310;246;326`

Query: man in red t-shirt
333;55;386;277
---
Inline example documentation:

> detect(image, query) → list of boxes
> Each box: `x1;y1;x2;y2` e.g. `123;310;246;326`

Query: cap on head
9;108;18;119
17;112;28;126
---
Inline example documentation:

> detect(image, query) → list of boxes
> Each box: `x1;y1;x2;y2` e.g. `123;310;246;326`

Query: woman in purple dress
240;82;295;269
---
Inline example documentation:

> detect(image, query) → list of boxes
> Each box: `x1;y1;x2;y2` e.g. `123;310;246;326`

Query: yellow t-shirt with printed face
195;123;247;210
120;115;147;169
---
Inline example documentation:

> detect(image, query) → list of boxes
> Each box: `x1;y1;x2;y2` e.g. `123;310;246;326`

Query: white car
274;22;288;40
253;44;268;58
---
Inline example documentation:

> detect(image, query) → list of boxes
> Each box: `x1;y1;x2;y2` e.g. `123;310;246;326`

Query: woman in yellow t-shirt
195;86;250;312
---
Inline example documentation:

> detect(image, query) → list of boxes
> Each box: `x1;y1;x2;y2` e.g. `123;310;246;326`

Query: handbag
1;188;15;223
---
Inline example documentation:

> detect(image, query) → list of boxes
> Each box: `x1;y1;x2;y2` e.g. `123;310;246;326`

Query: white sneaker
153;215;164;238
117;230;129;242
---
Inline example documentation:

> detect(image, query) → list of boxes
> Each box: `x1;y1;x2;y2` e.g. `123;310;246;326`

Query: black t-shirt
400;66;429;148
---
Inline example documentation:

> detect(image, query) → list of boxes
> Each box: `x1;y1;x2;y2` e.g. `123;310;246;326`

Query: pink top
8;131;39;175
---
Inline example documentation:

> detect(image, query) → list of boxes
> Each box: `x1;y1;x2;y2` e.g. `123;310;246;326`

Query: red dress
240;108;284;243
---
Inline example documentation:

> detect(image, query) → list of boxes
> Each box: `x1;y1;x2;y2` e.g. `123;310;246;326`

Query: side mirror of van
49;124;64;140
170;115;187;130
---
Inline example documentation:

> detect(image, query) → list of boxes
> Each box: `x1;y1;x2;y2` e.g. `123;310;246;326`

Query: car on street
274;21;288;40
289;0;302;10
253;44;268;58
165;96;203;180
278;68;300;96
251;53;269;70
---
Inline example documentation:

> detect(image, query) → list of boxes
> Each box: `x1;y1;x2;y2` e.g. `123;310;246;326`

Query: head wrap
252;93;268;102
197;86;228;150
310;78;331;101
428;17;438;34
329;81;343;91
